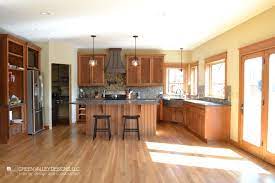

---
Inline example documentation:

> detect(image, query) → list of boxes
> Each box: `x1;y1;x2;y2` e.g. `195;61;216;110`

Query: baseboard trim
229;139;240;148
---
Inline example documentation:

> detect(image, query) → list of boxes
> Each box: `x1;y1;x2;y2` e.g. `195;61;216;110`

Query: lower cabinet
163;106;185;125
185;104;204;138
162;101;230;143
185;103;230;142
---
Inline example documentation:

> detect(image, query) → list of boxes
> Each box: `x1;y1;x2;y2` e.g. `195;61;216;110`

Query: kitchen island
71;99;159;137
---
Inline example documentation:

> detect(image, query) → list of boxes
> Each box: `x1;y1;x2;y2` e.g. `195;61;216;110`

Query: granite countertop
163;98;230;107
71;98;160;105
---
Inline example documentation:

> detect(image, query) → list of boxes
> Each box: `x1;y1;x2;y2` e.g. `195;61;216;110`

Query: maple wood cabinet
126;55;164;86
77;54;106;86
163;106;186;125
161;100;230;143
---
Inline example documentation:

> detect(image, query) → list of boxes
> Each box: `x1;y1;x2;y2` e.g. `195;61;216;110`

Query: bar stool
122;115;140;140
93;115;111;140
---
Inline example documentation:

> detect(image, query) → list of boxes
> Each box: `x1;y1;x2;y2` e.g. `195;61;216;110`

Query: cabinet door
140;57;151;84
126;56;140;86
175;109;184;123
151;56;163;84
78;56;91;86
91;56;105;85
163;107;174;121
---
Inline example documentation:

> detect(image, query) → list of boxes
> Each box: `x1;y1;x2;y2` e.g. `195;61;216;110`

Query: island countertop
71;98;160;105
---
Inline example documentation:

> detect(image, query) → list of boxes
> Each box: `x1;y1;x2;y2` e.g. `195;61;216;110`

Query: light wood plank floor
0;122;274;183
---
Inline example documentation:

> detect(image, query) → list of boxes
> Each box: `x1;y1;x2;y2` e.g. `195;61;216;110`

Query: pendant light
131;35;139;67
180;48;183;72
89;35;97;67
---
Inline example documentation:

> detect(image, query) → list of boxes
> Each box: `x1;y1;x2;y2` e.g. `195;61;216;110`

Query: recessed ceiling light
40;11;52;15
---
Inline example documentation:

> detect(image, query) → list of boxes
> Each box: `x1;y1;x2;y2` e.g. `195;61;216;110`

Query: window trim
189;62;199;96
163;63;188;95
205;52;227;99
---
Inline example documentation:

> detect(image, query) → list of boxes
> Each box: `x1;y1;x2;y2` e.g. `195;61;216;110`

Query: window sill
204;96;226;100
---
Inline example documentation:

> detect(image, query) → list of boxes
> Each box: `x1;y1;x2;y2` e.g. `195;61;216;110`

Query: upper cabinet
140;57;151;85
27;43;41;70
91;56;105;85
126;55;164;86
151;56;163;84
78;54;105;86
126;56;140;85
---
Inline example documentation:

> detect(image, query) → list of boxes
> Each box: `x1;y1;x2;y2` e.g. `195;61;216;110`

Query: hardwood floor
0;122;274;183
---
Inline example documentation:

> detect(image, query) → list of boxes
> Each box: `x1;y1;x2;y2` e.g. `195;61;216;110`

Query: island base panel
85;104;157;137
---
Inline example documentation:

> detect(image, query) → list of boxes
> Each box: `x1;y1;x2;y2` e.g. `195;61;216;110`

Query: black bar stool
93;115;111;140
122;115;140;140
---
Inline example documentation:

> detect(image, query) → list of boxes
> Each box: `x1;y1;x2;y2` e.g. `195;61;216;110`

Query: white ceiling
0;0;274;49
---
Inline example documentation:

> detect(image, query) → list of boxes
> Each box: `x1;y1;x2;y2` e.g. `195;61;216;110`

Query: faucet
175;88;184;98
102;90;106;98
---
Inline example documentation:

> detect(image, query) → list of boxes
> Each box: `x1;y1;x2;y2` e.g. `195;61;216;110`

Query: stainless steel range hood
105;48;125;74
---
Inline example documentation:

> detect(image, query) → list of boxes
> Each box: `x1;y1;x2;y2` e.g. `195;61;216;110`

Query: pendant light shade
131;35;139;66
180;48;183;72
89;35;97;67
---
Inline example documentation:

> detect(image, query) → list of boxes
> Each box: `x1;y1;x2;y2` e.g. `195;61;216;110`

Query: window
205;52;227;99
190;63;198;95
166;68;184;95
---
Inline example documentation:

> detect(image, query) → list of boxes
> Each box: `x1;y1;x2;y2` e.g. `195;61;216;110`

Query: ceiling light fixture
89;35;97;67
132;35;139;67
40;11;52;15
180;48;183;72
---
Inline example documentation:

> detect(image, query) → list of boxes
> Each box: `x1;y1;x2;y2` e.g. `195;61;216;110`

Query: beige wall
192;7;275;141
78;49;193;63
36;41;78;129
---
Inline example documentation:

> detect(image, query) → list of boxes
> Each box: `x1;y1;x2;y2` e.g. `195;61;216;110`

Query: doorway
51;64;70;126
239;48;275;165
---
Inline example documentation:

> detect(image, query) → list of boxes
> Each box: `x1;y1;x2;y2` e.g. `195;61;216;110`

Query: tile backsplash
79;73;163;99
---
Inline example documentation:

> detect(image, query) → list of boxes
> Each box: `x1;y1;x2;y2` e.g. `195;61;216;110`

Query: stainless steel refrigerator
27;70;44;134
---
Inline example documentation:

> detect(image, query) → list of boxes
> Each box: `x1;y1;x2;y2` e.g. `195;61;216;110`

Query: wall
192;6;275;142
36;41;78;129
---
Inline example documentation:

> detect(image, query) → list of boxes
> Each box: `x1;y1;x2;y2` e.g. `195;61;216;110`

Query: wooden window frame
205;52;227;99
189;62;199;96
163;63;188;95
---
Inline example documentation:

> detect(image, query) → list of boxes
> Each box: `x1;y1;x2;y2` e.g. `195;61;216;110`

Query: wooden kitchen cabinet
78;54;106;86
163;106;174;121
91;56;105;85
162;106;185;125
185;103;230;143
126;56;140;85
140;57;151;84
185;105;204;137
175;108;185;124
161;99;230;143
126;55;164;86
151;56;163;84
78;55;90;86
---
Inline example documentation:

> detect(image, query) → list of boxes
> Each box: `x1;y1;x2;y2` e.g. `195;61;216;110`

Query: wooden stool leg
108;118;111;140
122;117;126;140
137;118;140;140
93;118;97;140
